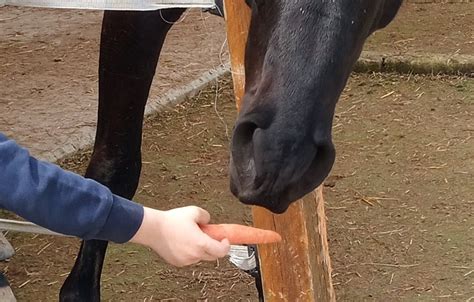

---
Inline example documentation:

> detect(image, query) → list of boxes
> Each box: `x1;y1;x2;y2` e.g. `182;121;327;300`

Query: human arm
0;133;143;243
0;133;229;264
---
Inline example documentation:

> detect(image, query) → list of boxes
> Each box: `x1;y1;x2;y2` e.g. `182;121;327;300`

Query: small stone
0;233;14;261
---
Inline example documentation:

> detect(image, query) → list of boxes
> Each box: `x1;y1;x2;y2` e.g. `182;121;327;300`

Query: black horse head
230;0;403;213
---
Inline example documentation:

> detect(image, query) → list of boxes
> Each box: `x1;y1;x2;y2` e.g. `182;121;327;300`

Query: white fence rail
0;0;215;10
0;218;69;237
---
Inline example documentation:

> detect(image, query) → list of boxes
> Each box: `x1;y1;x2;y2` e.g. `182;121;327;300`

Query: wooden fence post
223;1;336;301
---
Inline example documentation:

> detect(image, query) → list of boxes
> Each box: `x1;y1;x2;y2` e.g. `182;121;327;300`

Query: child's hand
130;206;230;267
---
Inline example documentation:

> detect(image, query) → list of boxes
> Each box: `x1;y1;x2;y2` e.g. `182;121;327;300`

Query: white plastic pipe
0;218;70;237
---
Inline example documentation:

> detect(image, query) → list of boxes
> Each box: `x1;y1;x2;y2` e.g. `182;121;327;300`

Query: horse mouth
229;139;335;214
233;188;293;214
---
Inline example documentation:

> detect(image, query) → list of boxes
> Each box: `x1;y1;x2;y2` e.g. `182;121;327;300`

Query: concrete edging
355;51;474;76
44;64;230;163
406;0;472;3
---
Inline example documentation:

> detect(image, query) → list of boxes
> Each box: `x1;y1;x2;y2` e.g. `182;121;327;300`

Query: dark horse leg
59;9;185;302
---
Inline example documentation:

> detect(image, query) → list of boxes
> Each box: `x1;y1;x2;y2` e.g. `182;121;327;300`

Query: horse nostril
233;121;259;150
303;140;336;187
231;121;259;179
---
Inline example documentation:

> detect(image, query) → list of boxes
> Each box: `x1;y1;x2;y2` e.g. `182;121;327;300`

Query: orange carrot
200;224;282;245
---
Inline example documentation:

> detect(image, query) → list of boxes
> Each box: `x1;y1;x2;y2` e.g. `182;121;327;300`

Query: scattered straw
463;270;473;277
18;279;31;288
37;242;53;255
381;91;395;99
360;262;420;268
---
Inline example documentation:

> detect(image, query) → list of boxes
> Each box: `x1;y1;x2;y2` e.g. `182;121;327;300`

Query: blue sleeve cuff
93;195;144;243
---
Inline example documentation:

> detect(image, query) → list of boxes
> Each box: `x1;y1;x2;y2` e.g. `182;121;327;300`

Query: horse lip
236;189;290;214
230;165;293;214
230;144;334;214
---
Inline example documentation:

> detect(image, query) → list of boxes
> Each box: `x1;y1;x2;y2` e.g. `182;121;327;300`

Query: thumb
202;237;230;258
189;206;211;225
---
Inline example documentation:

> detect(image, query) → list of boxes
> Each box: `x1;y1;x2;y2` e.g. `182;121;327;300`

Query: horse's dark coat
231;1;403;213
59;9;185;302
59;1;402;301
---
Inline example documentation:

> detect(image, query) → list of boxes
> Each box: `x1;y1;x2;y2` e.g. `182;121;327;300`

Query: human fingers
201;237;230;258
199;251;219;262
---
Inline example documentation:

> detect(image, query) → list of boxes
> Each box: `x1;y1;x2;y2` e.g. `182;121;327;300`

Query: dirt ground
0;2;473;159
0;7;228;159
3;73;473;301
364;2;473;56
1;1;474;302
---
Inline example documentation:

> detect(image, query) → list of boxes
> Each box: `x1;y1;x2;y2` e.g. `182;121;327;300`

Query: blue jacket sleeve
0;133;144;243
